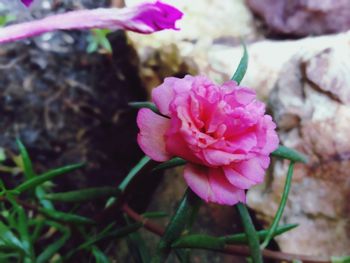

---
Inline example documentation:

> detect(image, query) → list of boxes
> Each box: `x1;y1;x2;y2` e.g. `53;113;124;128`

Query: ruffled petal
223;166;257;189
184;164;245;205
165;131;202;164
152;77;177;116
230;157;267;183
21;0;33;7
183;164;215;203
208;168;246;205
137;108;171;162
203;149;246;166
0;2;183;44
261;115;279;154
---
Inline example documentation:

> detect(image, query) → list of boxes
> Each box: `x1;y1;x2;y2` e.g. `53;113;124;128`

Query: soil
0;0;154;213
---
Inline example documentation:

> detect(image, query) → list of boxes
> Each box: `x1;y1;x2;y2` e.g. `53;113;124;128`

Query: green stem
236;203;262;263
272;146;307;163
171;224;298;249
261;161;295;249
151;188;201;263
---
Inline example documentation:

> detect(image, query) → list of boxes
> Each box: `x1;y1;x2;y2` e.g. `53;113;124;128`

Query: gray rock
247;0;350;36
248;46;350;256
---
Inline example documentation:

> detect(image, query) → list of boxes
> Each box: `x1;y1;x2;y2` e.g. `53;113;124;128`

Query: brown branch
0;195;332;262
122;203;331;263
121;203;164;236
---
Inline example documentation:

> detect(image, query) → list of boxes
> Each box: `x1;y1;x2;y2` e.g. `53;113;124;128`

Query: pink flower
0;1;182;44
137;75;279;205
21;0;33;7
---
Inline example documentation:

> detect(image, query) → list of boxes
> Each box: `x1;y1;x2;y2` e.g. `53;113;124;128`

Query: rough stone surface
247;43;350;256
141;168;246;263
126;0;261;91
125;0;350;256
208;32;350;100
247;0;350;37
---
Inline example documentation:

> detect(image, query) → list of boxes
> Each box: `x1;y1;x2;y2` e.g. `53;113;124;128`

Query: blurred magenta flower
137;75;279;205
21;0;33;7
0;1;182;44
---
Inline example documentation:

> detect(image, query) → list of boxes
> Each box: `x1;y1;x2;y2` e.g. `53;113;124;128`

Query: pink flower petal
21;0;33;7
183;164;215;203
261;115;279;154
152;75;194;116
152;77;177;116
203;149;246;166
0;1;183;44
184;164;245;205
230;157;267;183
223;166;257;189
132;1;183;32
165;130;202;164
208;168;246;205
137;108;171;162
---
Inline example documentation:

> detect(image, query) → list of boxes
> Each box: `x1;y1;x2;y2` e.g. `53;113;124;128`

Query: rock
141;168;246;263
247;40;350;256
208;31;350;100
125;0;261;91
125;0;350;256
247;0;350;37
128;0;350;100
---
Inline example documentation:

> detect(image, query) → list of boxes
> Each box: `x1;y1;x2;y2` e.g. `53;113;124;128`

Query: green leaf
37;222;70;263
0;14;15;27
236;203;262;263
142;211;168;219
172;224;298;248
87;29;112;54
118;156;151;192
0;221;25;253
16;139;35;180
232;42;248;84
151;189;202;263
14;163;84;194
0;148;6;162
261;162;295;249
100;37;112;54
45;187;119;203
272;145;307;163
128;102;161;116
16;207;31;258
65;223;142;259
125;215;151;263
39;208;95;225
91;246;110;263
0;251;19;261
331;256;350;263
222;223;298;244
172;234;225;250
152;157;186;172
127;230;151;263
6;195;32;258
87;41;99;53
36;187;54;209
31;219;45;243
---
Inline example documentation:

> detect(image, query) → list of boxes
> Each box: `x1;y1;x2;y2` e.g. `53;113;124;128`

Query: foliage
87;29;113;54
0;45;339;263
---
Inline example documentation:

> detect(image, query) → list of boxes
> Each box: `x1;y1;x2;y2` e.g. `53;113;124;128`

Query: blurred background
0;0;350;262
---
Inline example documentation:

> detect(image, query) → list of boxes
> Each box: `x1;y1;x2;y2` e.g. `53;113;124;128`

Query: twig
122;203;331;263
0;196;332;262
121;203;164;236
